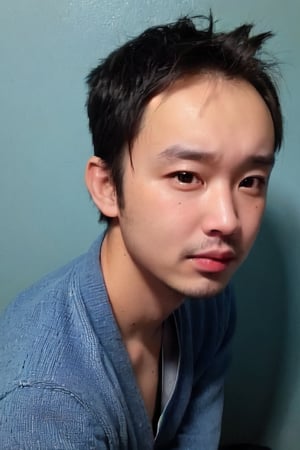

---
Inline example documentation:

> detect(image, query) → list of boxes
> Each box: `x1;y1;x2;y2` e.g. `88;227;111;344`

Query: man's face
114;76;275;299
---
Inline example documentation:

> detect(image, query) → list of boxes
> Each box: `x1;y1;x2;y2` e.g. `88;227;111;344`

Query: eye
173;171;199;184
239;176;266;191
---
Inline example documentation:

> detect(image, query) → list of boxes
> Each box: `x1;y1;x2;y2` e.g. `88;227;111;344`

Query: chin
178;277;229;299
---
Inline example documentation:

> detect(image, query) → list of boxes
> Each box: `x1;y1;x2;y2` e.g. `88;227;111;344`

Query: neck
100;224;183;343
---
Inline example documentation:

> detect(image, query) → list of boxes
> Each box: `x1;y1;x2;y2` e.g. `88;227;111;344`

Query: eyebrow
248;154;275;168
157;144;275;168
157;145;216;162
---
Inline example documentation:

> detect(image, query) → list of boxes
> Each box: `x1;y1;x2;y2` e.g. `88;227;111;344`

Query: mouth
187;250;237;273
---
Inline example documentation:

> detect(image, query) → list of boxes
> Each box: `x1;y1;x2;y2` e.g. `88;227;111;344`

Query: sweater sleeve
0;384;110;450
170;286;236;450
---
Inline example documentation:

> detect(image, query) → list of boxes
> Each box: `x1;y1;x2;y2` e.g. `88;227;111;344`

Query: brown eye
176;172;196;183
240;177;256;188
240;177;266;189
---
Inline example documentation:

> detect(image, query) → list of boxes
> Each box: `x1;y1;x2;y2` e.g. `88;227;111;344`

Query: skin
86;75;275;420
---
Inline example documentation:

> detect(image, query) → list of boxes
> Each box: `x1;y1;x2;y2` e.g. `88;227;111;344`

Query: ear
85;156;119;218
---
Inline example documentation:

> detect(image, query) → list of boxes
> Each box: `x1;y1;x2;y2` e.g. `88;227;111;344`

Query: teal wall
0;1;299;449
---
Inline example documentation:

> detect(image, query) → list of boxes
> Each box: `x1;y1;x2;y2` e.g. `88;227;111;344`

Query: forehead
148;75;273;129
132;75;275;159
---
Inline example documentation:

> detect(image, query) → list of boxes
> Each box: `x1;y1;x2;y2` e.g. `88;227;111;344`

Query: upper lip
189;249;236;261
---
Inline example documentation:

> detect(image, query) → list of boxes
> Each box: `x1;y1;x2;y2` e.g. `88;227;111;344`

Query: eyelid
239;175;267;189
248;175;266;182
173;170;199;182
168;170;202;187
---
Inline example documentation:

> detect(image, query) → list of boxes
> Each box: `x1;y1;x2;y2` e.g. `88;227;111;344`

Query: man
0;14;282;450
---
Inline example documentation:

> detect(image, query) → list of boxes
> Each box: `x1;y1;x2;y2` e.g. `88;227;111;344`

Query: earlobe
85;156;118;218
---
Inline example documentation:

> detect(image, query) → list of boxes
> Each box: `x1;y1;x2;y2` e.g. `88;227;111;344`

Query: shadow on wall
221;212;289;446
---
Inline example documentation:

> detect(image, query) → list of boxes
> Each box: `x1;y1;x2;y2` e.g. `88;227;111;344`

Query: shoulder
0;234;105;330
0;236;106;394
0;251;84;333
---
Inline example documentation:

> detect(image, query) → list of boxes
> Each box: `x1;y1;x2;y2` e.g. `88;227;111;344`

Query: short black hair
86;13;283;222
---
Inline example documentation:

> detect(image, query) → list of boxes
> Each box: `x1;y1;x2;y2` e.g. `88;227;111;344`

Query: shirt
0;233;236;449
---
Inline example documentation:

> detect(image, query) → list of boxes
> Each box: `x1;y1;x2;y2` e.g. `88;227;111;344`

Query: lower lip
190;257;233;273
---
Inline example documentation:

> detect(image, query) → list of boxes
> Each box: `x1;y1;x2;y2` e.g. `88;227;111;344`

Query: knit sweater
0;233;235;450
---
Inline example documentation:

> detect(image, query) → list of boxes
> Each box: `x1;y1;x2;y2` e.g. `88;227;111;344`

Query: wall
0;1;299;449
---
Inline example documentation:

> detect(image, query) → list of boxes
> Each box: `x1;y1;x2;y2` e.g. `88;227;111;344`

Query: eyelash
170;172;267;194
172;171;200;184
239;176;267;190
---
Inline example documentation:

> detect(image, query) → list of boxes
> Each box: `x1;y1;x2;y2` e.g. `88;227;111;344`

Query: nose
201;184;240;237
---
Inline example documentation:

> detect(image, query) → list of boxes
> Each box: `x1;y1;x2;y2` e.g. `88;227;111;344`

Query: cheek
123;178;183;222
121;192;191;253
242;201;265;241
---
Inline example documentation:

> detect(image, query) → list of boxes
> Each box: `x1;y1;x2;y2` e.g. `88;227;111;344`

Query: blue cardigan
0;234;235;449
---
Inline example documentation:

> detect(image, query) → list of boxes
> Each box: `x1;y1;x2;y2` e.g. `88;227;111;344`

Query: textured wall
0;1;299;449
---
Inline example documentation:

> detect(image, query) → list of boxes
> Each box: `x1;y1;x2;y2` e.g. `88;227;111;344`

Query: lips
192;249;236;260
188;249;236;273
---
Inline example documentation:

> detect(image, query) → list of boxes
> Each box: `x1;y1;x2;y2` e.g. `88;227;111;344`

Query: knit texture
0;233;235;449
